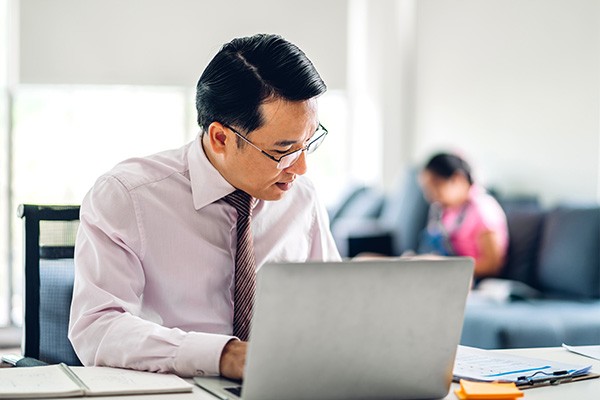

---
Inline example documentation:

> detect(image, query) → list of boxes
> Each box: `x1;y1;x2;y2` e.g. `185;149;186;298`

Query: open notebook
0;363;193;398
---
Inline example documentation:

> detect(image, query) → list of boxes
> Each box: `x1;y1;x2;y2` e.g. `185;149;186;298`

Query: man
68;34;341;379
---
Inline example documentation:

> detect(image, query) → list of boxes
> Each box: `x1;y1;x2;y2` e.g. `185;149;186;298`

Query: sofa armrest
348;231;394;258
331;217;394;257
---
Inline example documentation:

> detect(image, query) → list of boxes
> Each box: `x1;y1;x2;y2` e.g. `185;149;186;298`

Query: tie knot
224;190;255;217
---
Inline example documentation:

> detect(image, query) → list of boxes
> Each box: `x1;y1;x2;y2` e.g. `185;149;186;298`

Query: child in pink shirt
419;153;508;278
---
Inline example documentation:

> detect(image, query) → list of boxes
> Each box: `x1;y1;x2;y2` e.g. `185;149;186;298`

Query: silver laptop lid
243;257;473;400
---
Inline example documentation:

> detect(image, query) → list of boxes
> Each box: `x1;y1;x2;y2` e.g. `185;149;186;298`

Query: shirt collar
188;134;237;210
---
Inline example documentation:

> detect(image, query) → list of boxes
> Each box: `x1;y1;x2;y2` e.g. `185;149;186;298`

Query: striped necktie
223;190;256;341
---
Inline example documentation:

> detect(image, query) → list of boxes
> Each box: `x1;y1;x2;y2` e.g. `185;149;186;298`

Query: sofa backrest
536;205;600;299
500;208;546;287
379;167;429;255
329;186;385;232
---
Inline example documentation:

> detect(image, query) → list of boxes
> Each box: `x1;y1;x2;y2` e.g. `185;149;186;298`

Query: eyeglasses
223;123;328;170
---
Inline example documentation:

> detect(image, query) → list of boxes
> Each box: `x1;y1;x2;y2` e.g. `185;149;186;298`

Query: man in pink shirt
68;34;341;379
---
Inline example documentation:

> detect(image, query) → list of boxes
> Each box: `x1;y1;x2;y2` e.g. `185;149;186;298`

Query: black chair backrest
18;204;82;365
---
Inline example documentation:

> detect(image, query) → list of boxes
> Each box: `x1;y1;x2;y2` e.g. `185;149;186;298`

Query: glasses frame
223;123;328;169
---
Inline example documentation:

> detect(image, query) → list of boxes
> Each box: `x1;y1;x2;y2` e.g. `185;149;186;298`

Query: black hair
196;33;327;140
424;153;473;185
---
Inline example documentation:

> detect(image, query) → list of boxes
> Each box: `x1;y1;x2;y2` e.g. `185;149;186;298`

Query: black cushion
500;209;546;286
537;206;600;299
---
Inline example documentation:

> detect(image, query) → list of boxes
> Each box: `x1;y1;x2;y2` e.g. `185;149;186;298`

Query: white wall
14;0;600;205
413;0;600;205
17;0;347;89
346;0;417;189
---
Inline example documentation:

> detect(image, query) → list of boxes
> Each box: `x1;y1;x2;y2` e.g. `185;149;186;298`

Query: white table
5;347;598;399
443;346;600;399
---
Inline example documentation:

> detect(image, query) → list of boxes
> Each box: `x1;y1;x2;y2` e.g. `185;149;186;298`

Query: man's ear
207;122;229;155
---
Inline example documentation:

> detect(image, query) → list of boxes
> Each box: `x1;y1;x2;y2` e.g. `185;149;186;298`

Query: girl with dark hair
418;152;508;278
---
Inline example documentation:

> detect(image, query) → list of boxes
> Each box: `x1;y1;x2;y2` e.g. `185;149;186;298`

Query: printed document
453;345;591;385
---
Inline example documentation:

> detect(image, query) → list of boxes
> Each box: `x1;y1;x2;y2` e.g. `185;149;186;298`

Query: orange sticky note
455;379;524;399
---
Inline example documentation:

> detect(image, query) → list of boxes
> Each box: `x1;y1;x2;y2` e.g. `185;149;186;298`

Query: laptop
194;257;474;400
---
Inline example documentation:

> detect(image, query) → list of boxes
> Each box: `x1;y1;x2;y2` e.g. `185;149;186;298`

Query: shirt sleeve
68;175;234;377
308;191;342;262
479;198;508;232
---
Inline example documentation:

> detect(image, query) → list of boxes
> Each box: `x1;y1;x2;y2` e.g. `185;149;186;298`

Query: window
310;91;350;206
1;85;350;326
7;85;194;325
0;0;10;326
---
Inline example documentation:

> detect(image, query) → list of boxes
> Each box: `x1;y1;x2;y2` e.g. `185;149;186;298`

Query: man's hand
219;339;247;380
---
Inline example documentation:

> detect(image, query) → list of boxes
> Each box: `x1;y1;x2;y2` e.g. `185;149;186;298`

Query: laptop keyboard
225;386;243;397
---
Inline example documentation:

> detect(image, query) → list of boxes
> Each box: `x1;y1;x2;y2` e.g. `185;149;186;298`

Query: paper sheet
454;345;591;383
562;343;600;361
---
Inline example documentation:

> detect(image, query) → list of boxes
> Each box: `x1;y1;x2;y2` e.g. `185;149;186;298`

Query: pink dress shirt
68;136;341;377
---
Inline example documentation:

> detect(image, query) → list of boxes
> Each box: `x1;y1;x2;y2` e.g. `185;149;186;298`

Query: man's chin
258;185;290;201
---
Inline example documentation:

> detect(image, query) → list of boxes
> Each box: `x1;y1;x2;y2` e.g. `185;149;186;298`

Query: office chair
18;204;82;365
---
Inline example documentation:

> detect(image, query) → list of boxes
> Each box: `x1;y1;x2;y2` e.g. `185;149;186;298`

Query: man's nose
284;150;307;175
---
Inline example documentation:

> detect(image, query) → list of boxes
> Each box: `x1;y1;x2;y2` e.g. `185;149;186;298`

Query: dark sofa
462;203;600;349
330;177;600;349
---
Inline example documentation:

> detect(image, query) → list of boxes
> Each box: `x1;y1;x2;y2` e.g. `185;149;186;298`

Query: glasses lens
278;150;301;169
277;126;328;169
306;130;327;154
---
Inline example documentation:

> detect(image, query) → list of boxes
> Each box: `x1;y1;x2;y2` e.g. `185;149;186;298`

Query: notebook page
70;366;193;396
0;364;83;398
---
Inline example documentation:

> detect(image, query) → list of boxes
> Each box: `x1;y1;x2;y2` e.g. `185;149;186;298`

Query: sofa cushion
500;208;545;286
537;206;600;299
461;297;600;349
497;300;600;348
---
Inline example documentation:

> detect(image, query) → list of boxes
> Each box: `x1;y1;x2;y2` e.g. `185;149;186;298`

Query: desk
3;347;598;399
443;346;600;400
